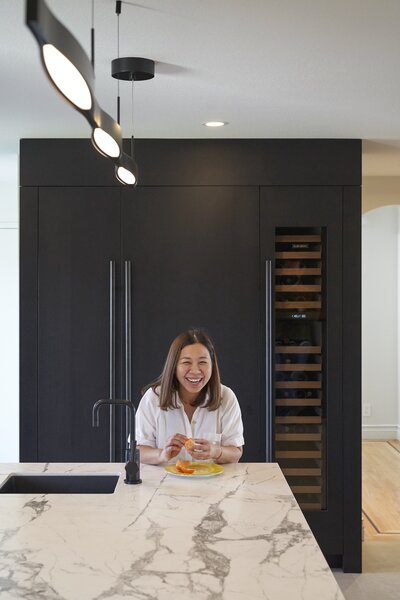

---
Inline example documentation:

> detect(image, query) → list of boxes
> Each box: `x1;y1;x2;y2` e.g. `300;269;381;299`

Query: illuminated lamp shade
92;108;122;158
115;153;139;187
26;0;95;115
42;44;92;110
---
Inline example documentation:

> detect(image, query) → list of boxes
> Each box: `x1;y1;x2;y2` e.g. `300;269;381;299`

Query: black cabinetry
122;186;261;461
21;182;260;462
20;138;361;571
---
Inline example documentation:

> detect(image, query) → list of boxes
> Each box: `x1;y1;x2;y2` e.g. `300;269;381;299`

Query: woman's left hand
189;439;219;461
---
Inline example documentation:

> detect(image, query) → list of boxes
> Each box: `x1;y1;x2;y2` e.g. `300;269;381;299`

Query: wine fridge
273;228;325;510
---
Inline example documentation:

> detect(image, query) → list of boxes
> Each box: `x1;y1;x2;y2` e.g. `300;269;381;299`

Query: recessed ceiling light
203;121;228;127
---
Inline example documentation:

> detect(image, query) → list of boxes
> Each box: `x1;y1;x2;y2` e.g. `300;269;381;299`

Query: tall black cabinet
20;138;361;571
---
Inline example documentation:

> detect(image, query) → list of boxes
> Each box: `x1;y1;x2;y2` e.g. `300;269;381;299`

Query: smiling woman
136;329;244;465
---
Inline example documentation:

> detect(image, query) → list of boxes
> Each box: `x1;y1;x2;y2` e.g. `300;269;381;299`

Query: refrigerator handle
124;260;132;459
109;260;116;462
265;259;273;462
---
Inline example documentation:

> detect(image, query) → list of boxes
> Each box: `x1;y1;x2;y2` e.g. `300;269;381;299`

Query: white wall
0;154;19;461
362;205;399;439
363;176;400;213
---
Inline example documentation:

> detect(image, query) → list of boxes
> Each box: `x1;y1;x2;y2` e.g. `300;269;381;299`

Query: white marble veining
0;462;344;600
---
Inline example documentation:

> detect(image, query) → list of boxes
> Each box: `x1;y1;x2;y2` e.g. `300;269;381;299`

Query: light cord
131;78;135;156
91;0;95;69
116;1;121;123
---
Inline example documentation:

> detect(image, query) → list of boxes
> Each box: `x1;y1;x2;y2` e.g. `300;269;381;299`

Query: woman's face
176;343;212;401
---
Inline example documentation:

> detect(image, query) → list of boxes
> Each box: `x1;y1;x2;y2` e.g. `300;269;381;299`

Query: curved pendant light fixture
112;57;154;187
26;0;156;184
26;0;95;115
26;0;123;162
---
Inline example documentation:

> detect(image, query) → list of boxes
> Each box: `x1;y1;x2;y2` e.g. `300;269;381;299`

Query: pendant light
26;0;154;182
26;0;95;114
26;0;122;161
112;58;154;187
116;147;139;186
112;2;154;186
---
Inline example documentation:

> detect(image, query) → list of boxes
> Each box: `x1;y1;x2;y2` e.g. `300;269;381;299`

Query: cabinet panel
122;186;262;461
20;188;39;460
260;186;344;556
37;188;121;461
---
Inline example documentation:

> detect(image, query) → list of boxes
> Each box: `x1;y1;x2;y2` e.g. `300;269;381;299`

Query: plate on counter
165;462;224;478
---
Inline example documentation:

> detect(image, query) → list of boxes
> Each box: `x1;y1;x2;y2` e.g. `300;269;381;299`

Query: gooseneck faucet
92;399;142;484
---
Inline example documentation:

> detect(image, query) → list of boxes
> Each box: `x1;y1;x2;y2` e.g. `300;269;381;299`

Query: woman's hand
159;433;188;463
187;438;220;461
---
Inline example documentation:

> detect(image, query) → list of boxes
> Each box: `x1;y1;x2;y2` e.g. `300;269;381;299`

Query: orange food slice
184;438;195;451
176;459;194;474
176;460;191;468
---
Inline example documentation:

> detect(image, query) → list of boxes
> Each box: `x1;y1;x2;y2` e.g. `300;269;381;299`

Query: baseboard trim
0;221;18;229
362;425;399;440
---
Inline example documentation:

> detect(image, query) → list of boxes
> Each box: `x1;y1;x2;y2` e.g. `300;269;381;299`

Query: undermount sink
0;473;119;494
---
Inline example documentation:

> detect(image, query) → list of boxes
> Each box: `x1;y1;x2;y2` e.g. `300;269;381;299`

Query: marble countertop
0;462;344;600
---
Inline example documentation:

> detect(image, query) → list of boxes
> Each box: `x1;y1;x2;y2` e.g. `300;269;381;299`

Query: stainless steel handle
124;261;132;449
109;260;116;462
265;259;273;462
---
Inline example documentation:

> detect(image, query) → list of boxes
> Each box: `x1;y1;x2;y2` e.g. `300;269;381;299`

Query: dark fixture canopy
112;57;155;81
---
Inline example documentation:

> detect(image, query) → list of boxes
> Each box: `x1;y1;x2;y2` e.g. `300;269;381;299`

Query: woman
136;329;244;465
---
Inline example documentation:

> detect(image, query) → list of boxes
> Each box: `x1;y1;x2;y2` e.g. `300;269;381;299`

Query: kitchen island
0;462;344;599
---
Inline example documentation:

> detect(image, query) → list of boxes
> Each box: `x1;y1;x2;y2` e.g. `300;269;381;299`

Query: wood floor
362;440;400;541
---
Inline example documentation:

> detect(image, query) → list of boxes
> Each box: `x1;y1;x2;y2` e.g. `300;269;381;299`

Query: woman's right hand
159;433;187;463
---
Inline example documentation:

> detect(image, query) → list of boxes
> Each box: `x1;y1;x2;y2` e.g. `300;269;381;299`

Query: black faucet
92;399;142;484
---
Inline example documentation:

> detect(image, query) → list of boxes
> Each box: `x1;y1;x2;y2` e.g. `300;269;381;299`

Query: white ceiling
2;0;400;175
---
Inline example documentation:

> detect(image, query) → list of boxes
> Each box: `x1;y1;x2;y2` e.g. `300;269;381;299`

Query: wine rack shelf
275;235;321;243
291;485;321;494
275;399;321;407
276;381;321;389
276;364;321;371
276;416;322;424
275;285;321;292
276;251;321;259
276;346;321;353
275;268;321;276
274;226;325;511
276;433;322;441
276;450;322;458
282;468;322;476
275;301;321;309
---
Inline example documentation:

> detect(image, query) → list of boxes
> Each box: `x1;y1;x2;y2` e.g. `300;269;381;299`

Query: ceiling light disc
203;121;227;127
111;57;155;81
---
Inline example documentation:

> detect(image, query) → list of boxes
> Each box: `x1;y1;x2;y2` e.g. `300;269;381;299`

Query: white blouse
136;384;244;462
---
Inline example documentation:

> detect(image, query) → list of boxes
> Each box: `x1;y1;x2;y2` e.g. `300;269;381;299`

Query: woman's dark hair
142;329;222;411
